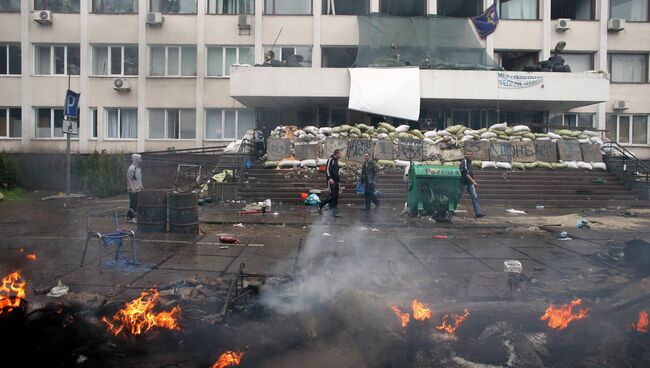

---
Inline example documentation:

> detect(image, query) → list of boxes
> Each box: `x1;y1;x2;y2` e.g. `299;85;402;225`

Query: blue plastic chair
81;209;136;273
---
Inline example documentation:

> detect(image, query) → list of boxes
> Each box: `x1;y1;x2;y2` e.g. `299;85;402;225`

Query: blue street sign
64;89;81;119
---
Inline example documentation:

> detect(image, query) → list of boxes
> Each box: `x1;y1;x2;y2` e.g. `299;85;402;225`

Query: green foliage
0;152;18;190
0;188;27;202
80;152;127;198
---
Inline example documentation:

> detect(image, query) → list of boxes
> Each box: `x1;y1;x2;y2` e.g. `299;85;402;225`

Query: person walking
360;152;380;211
319;149;342;217
126;153;143;223
458;151;485;218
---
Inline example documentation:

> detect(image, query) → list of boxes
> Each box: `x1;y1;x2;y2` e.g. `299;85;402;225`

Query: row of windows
2;43;649;82
0;0;646;21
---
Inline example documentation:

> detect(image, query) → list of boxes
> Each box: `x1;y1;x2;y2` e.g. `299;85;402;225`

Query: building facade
0;0;649;157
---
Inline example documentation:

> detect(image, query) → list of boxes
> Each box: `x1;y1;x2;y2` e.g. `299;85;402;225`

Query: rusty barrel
168;192;199;234
136;190;168;233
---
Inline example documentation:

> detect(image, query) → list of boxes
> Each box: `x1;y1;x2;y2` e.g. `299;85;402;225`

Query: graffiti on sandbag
489;142;514;162
347;139;375;161
397;138;424;161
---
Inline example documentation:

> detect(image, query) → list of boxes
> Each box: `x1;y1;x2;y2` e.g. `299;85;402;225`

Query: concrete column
79;0;89;153
137;0;147;152
541;0;551;59
596;0;609;131
312;0;322;68
427;0;437;15
196;0;206;147
370;0;379;14
254;0;264;64
20;0;30;150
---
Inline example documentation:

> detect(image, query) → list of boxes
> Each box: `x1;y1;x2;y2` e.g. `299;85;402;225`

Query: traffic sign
63;118;78;135
64;89;81;119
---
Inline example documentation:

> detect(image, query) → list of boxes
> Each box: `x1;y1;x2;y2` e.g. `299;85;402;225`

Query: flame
631;311;649;333
540;298;589;330
0;271;26;314
412;299;432;321
102;289;181;336
211;351;244;368
26;253;37;261
436;309;470;334
390;305;410;328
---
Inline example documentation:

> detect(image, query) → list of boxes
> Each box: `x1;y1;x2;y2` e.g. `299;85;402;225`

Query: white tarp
348;67;421;121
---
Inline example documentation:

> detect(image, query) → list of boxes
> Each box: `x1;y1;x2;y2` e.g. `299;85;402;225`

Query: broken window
380;0;425;16
497;51;539;71
561;53;593;72
322;47;357;68
264;0;311;14
551;0;594;20
437;0;481;17
610;0;649;21
322;0;367;15
500;0;538;20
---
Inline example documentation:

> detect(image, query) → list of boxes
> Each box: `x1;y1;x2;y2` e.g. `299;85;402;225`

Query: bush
0;152;18;190
81;152;128;198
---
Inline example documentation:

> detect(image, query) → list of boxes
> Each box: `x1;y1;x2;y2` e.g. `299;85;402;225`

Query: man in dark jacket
319;149;342;217
458;151;485;218
361;152;380;211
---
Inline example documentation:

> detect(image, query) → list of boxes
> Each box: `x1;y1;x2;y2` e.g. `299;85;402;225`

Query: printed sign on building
346;139;375;162
489;142;514;162
396;138;424;162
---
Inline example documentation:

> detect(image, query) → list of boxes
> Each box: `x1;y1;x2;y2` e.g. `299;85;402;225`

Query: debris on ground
47;280;69;298
506;209;527;215
219;236;240;244
576;219;590;229
233;223;245;228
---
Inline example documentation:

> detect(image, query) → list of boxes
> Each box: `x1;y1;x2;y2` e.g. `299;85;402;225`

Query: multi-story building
0;0;649;157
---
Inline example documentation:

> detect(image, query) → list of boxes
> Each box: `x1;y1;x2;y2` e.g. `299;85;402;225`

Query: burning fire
390;305;410;328
26;253;37;261
540;298;589;330
631;311;649;333
0;271;26;314
211;351;244;368
101;289;181;336
436;309;470;334
412;299;432;321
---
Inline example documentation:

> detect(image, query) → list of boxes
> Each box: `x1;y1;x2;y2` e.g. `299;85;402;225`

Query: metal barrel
167;192;199;234
136;190;168;233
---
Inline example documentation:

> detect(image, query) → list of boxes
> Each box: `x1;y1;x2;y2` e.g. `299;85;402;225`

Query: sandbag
423;137;435;144
563;161;579;169
316;158;328;165
319;127;333;135
438;130;451;137
424;130;438;138
461;136;475;142
513;125;531;133
303;126;318;135
279;160;301;168
582;130;599;137
592;162;606;171
536;161;553;169
482;161;497;169
395;125;410;133
590;137;603;145
411;129;425;139
480;132;497;139
395;160;411;168
332;127;341;133
489;123;508;131
578;139;590;144
446;125;464;134
577;161;593;170
536;137;551;141
378;133;389;139
300;159;317;168
379;122;396;132
552;162;568;169
357;123;371;131
378;160;395;167
264;161;280;168
472;160;482;168
443;162;458;167
505;127;515;135
464;129;479;136
511;162;525;170
548;132;563;139
340;124;352;132
425;160;443;166
496;162;512;170
523;162;538;169
376;127;388;134
523;133;536;140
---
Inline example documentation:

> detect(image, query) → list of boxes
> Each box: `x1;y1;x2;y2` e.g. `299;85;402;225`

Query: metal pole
66;131;71;198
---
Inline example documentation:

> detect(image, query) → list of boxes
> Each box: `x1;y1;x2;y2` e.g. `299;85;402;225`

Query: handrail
602;141;649;184
230;138;256;183
138;145;226;156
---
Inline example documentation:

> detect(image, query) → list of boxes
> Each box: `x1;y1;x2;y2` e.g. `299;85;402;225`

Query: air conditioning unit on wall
113;78;131;92
146;12;164;26
33;10;52;24
608;18;625;32
556;19;571;32
613;100;628;111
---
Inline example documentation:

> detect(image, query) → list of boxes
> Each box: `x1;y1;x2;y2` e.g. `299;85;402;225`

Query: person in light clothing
126;153;143;223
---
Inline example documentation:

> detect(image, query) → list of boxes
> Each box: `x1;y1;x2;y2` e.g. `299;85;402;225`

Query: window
206;46;254;76
0;44;21;75
610;0;649;21
205;109;253;139
607;114;650;145
500;0;538;20
34;45;80;75
562;53;594;72
0;0;20;12
149;109;195;139
322;47;357;68
437;0;481;17
35;108;64;138
497;51;539;71
322;0;367;15
106;108;137;139
609;54;648;83
150;0;197;13
207;0;254;14
549;113;595;128
34;0;80;12
92;0;137;13
93;45;138;76
150;46;197;76
551;0;594;20
0;108;21;138
264;46;312;67
90;108;98;138
264;0;311;14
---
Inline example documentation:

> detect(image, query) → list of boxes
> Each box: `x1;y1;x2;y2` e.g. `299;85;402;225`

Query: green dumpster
407;165;461;222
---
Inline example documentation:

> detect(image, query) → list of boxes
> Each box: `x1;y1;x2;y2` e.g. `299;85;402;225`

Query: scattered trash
248;244;265;247
300;192;309;200
536;205;545;210
219;236;240;244
337;240;345;243
371;228;379;232
47;280;69;298
503;260;523;274
233;223;245;228
556;231;572;241
273;212;279;216
322;233;331;237
506;209;527;215
433;235;449;239
76;355;88;364
576;219;590;229
304;193;321;206
219;246;229;249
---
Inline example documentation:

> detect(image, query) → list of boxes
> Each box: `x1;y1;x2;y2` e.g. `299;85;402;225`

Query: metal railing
602;141;649;184
231;138;256;183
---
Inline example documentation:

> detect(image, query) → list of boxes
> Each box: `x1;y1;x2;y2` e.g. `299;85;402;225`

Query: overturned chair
81;208;137;273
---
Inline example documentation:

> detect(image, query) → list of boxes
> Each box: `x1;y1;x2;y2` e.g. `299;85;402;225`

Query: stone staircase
239;165;645;208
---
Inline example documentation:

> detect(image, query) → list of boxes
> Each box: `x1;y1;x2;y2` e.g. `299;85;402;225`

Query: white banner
497;72;544;89
348;67;421;121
